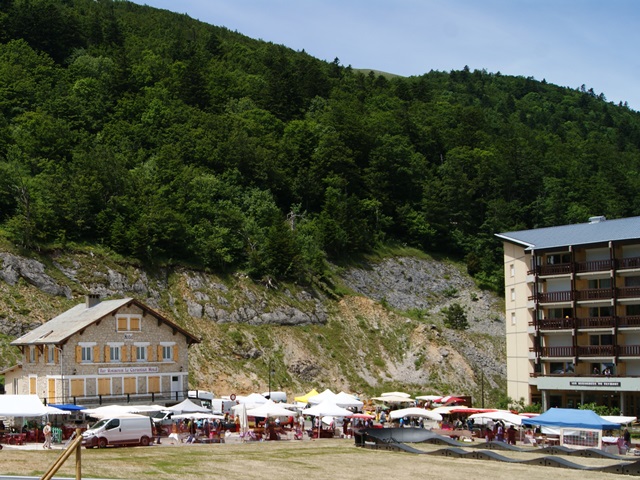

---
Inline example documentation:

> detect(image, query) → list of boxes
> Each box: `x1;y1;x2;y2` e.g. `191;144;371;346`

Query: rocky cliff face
0;248;506;403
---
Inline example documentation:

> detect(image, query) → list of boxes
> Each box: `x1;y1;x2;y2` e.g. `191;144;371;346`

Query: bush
441;303;469;330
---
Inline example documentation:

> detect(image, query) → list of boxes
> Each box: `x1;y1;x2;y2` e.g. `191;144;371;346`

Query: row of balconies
528;257;640;277
531;315;640;330
529;286;640;304
532;344;640;358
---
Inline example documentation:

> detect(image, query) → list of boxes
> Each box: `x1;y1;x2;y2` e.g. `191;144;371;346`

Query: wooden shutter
122;345;129;362
98;378;110;395
157;345;163;362
147;345;153;362
76;346;82;363
54;347;59;364
43;346;48;363
148;376;160;393
173;345;179;362
104;346;110;363
93;345;100;363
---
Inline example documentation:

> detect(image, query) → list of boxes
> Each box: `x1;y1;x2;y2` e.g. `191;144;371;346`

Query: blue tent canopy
523;408;621;430
49;403;86;411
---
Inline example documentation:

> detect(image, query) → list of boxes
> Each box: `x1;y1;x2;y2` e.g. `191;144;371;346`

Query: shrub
441;303;469;330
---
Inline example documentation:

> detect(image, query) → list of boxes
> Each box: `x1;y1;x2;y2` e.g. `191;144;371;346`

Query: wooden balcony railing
619;345;640;356
531;291;573;303
575;259;613;273
576;316;615;328
577;345;615;356
540;346;575;357
619;257;640;270
618;315;640;328
536;318;575;329
618;286;640;299
575;288;613;301
528;256;640;276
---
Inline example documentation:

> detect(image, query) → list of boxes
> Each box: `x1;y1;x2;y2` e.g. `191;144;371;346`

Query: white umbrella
236;393;268;407
415;395;443;402
381;391;411;398
388;407;442;421
302;400;353;417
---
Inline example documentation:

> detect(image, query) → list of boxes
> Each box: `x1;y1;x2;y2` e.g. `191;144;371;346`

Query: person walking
43;422;52;449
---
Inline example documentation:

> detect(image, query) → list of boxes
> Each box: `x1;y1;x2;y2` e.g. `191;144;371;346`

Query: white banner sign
98;366;160;375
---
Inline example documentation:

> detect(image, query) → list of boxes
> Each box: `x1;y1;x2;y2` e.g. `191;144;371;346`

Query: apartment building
3;295;200;406
496;215;640;415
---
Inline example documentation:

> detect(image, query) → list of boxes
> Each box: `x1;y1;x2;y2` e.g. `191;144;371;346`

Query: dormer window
116;314;141;332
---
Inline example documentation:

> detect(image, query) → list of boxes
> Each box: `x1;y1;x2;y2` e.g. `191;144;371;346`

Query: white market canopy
388;407;442;421
415;395;443;402
236;393;268;409
302;400;353;417
307;389;337;405
371;395;414;404
0;395;49;417
171;412;225;420
246;400;296;418
468;410;523;426
165;398;211;414
334;392;363;409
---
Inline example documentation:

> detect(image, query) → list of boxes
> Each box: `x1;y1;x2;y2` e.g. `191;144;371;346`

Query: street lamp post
268;361;274;400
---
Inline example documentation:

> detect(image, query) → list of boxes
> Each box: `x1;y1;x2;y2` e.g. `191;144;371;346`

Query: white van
82;414;153;448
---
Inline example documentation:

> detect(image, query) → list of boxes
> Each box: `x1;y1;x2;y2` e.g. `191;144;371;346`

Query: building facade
3;295;200;406
497;215;640;415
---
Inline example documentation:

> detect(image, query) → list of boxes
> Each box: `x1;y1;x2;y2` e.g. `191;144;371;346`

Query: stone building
3;295;200;406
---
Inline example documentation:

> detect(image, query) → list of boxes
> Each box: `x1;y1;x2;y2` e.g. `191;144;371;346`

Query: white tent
246;400;295;418
170;412;225;420
469;410;523;426
236;393;268;409
371;395;414;404
165;399;211;414
0;395;48;417
302;400;353;417
601;415;637;426
415;395;443;402
388;407;442;421
307;389;337;405
334;392;363;409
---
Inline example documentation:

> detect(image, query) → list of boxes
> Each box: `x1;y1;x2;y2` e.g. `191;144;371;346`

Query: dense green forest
1;0;640;292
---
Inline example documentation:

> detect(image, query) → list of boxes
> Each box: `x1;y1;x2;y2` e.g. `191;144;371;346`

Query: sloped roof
11;297;200;346
496;216;640;251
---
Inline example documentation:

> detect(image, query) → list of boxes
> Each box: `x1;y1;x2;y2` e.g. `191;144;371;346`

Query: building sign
569;381;621;387
98;367;160;375
124;333;133;340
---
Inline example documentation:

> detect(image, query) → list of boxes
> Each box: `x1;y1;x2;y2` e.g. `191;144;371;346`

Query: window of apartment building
547;307;573;319
511;312;516;325
588;306;613;317
47;345;55;364
110;345;121;362
588;278;611;289
510;264;515;277
510;288;515;301
546;252;570;264
627;304;640;316
81;346;93;362
625;276;640;287
116;315;142;332
550;362;574;374
590;334;613;346
161;344;174;362
136;345;147;362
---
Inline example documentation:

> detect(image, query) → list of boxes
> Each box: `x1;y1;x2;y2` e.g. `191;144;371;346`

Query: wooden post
75;428;81;480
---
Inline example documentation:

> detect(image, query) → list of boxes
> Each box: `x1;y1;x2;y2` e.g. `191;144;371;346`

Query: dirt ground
0;438;637;480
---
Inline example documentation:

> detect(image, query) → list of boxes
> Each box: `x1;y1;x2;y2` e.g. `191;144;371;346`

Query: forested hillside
1;0;640;292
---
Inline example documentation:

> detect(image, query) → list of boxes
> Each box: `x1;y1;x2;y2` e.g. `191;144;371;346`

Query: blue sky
130;0;640;111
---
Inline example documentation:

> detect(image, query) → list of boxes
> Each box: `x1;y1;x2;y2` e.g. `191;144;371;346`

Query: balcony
576;345;615;357
618;315;640;328
576;316;615;329
530;263;572;276
618;286;640;300
540;346;575;358
530;291;573;303
575;288;613;302
619;257;640;271
536;317;575;330
575;259;613;274
619;345;640;357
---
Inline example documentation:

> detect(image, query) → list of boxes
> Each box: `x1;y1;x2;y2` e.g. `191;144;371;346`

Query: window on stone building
116;315;142;332
110;345;121;362
136;345;146;362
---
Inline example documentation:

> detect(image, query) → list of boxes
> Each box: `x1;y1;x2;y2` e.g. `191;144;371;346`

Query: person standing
43;422;52;449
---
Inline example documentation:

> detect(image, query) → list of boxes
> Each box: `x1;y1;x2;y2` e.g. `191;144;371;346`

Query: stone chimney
86;294;101;308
